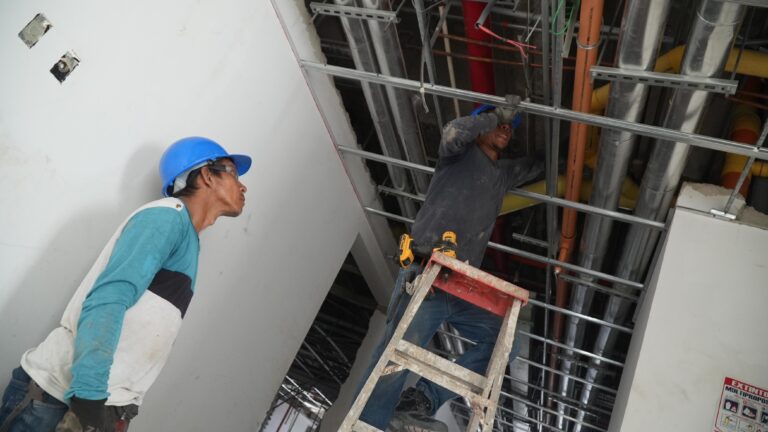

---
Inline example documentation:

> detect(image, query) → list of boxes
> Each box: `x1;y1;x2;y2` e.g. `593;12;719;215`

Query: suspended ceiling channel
299;76;644;431
298;3;768;432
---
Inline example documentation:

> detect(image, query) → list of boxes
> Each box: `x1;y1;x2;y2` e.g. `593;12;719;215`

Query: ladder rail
339;253;528;432
338;263;441;432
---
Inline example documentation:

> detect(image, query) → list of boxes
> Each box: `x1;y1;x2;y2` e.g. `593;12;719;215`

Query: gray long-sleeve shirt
411;113;542;267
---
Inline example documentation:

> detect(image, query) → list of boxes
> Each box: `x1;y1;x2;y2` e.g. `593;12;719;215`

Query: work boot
388;412;448;432
395;388;433;414
387;388;448;432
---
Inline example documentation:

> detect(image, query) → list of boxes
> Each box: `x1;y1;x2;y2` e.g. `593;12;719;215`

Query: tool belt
0;367;139;432
397;231;457;268
0;372;49;432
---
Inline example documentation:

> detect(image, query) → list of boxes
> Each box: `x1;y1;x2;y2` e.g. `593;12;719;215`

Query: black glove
494;94;521;124
56;397;106;432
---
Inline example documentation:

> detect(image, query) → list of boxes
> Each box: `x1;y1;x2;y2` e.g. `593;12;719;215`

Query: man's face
211;159;247;217
479;123;513;152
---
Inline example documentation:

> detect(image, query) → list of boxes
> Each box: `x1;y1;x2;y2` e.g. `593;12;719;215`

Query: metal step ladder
339;251;529;432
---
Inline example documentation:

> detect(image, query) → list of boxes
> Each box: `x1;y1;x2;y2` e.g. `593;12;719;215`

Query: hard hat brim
228;154;252;177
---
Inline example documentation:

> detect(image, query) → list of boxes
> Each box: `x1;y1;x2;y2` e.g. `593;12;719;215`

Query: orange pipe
555;0;604;306
550;0;605;389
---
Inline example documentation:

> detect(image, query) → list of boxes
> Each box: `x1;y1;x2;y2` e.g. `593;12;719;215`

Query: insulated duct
616;0;745;290
572;1;746;429
334;0;418;217
360;0;431;193
555;0;672;427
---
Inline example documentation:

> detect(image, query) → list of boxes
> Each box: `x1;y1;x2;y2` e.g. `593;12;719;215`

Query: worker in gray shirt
356;96;543;431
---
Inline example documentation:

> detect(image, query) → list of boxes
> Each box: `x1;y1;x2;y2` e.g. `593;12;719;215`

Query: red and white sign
714;377;768;432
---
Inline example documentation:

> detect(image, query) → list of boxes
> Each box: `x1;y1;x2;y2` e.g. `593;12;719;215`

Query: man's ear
199;166;215;188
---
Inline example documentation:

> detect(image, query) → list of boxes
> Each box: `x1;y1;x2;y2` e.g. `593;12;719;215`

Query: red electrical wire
476;24;536;59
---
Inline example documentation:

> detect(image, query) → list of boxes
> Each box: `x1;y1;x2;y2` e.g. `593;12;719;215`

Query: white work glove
494;94;521;124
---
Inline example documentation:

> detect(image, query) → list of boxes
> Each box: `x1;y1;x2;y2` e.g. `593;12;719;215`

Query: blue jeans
0;367;68;432
357;264;521;429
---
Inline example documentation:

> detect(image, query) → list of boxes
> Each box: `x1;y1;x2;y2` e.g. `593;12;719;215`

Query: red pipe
461;1;507;273
461;1;496;96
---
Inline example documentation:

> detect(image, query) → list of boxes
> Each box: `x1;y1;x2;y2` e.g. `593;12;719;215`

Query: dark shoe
394;388;432;415
388;412;448;432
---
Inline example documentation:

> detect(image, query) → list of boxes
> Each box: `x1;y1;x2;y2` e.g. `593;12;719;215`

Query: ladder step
392;339;488;399
352;420;383;432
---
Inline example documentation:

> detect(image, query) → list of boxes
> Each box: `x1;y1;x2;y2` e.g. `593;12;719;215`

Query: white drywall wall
609;203;768;431
0;1;394;430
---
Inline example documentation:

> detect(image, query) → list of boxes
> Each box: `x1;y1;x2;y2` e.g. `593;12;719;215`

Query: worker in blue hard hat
355;95;542;432
0;137;251;432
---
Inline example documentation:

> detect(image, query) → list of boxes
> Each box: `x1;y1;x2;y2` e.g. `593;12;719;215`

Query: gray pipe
555;0;673;428
570;1;745;429
334;0;419;217
360;0;431;194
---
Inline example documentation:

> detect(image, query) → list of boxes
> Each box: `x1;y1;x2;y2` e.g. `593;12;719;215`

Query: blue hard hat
159;136;252;197
471;104;523;129
470;104;496;116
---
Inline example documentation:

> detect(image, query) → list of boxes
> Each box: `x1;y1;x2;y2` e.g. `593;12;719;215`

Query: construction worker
0;137;251;432
356;96;542;431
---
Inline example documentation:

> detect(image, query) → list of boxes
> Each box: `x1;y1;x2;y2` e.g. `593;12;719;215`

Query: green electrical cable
551;0;581;36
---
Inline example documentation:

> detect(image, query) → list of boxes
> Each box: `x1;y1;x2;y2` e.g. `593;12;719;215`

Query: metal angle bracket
591;66;739;95
309;2;400;24
709;209;738;220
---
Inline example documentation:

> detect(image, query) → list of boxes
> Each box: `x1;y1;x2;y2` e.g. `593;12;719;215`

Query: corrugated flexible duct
554;0;672;428
359;0;431;194
572;1;746;429
333;0;419;217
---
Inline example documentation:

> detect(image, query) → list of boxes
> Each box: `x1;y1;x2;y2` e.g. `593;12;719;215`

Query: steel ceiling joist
341;145;666;230
591;65;739;95
309;2;400;23
302;61;768;161
363;205;645;290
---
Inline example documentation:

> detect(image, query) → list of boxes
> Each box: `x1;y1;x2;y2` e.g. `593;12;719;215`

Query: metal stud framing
288;1;768;430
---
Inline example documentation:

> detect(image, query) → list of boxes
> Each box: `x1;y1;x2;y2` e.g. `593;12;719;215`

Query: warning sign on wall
714;377;768;432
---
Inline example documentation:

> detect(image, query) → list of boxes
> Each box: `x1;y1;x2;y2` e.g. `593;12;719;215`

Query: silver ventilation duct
571;0;746;429
333;0;419;217
359;0;431;194
555;0;673;427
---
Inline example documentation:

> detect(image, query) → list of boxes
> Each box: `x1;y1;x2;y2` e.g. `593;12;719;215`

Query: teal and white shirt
21;197;199;406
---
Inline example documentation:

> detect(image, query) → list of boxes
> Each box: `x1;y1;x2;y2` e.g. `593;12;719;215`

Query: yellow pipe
499;176;639;215
591;45;768;112
500;177;566;215
755;161;768;177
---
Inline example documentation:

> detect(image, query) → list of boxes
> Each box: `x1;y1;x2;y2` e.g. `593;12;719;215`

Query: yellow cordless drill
433;231;457;258
398;231;457;268
398;234;415;268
